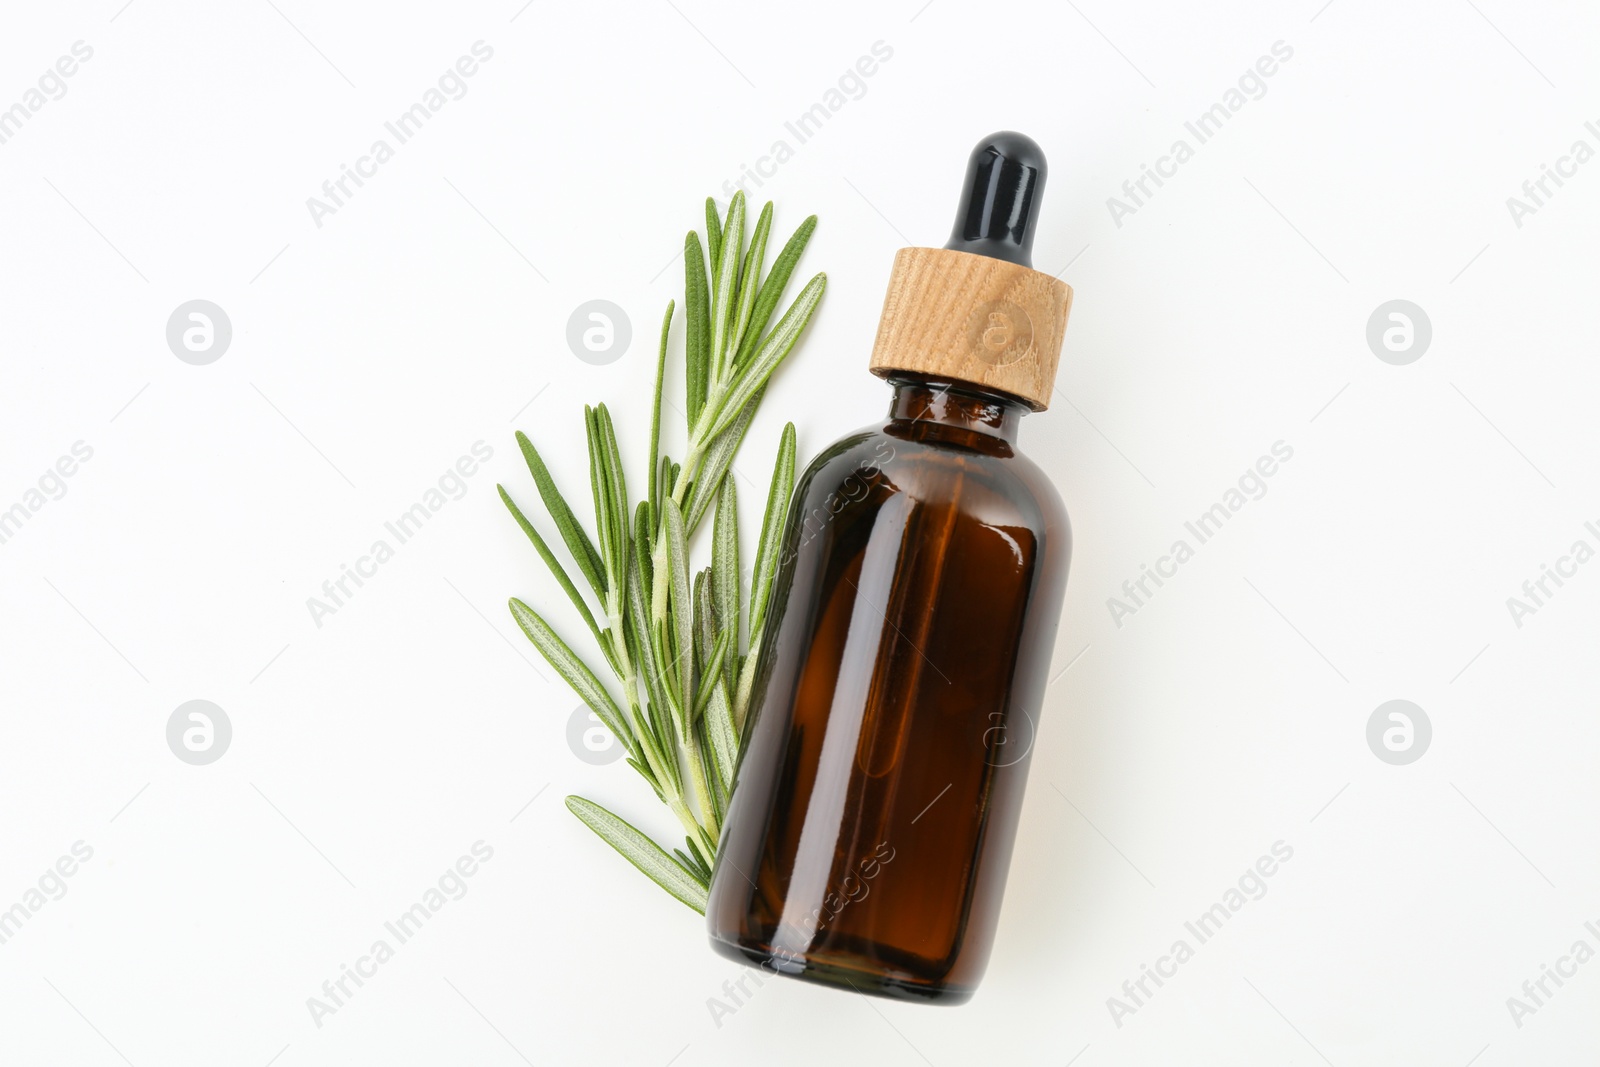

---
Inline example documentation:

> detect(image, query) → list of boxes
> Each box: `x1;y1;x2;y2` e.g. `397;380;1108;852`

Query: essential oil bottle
707;132;1075;1004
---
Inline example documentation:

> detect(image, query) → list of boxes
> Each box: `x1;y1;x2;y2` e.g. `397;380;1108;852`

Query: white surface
2;1;1597;1063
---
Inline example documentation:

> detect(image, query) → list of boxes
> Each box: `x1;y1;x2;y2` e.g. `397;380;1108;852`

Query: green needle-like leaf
749;422;796;638
508;598;630;753
498;484;605;651
566;796;709;913
704;672;739;794
596;404;630;588
734;214;817;367
702;272;826;444
619;550;659;724
627;504;659;681
732;644;761;736
676;839;712;884
659;454;676;512
651;617;684;719
698;717;726;825
663;503;694;725
712;479;739;645
685;231;711;425
685;833;713;879
516;431;606;599
689;627;732;725
583;407;612;583
728;201;772;365
626;521;678;794
704;197;722;273
710;192;746;382
692;568;715;672
648;302;672;524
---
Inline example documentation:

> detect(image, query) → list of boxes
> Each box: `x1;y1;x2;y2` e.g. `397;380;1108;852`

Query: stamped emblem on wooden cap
968;300;1034;367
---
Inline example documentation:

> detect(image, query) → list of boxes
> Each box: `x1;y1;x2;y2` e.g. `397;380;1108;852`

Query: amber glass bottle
707;133;1076;1004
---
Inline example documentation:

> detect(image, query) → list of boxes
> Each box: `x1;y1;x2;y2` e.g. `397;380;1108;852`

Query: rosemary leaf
658;454;675;510
690;628;732;725
732;643;760;736
566;796;708;913
508;598;631;755
685;231;711;426
734;214;817;367
712;479;739;649
748;422;797;638
584;406;621;599
648;302;672;525
704;197;722;273
498;485;606;653
673;848;711;887
710;192;746;382
685;833;712;879
728;201;772;365
704;672;739;794
596;404;630;588
698;717;726;826
692;568;715;674
703;272;826;443
515;431;606;599
651;617;685;722
663;502;695;726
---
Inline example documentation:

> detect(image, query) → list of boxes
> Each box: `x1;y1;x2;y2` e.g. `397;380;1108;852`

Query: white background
2;0;1597;1063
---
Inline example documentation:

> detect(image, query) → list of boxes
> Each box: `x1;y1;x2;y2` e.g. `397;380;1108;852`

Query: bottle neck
887;375;1025;444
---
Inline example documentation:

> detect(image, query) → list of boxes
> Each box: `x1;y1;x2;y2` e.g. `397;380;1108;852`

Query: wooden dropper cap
868;132;1073;411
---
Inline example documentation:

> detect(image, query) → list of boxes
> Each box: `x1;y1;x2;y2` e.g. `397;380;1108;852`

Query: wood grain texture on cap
868;246;1074;411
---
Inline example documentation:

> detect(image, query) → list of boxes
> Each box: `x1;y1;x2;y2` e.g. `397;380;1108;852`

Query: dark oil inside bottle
706;376;1071;1003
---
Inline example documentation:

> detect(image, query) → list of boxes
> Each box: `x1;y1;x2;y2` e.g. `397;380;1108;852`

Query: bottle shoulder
796;420;1069;534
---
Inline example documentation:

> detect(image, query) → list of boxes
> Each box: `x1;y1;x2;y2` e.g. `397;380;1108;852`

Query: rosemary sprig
501;193;822;911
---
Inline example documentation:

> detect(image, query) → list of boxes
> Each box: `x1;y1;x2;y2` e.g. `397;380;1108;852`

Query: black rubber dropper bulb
944;131;1048;269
